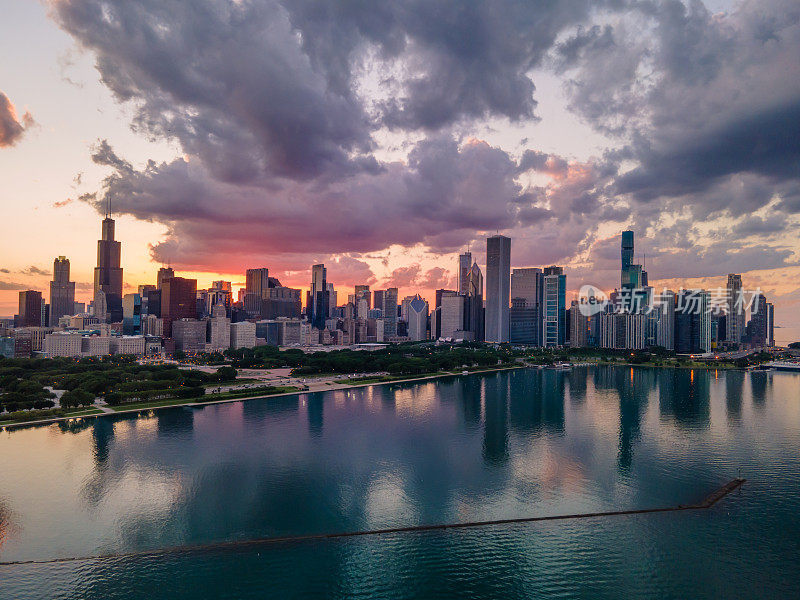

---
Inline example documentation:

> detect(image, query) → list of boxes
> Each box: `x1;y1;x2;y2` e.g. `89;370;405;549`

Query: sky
1;0;799;341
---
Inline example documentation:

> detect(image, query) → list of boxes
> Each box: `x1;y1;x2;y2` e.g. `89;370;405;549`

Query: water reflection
482;375;508;464
307;393;324;437
726;371;745;424
750;371;769;409
659;369;710;428
616;368;652;473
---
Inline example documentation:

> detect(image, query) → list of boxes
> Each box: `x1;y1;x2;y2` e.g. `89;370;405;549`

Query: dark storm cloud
557;0;800;221
87;134;543;271
0;92;33;148
50;0;800;282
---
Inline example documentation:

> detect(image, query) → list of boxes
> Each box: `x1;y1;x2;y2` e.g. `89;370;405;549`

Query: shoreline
0;365;523;431
0;360;781;431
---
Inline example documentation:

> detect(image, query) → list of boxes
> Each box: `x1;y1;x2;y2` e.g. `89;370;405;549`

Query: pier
0;479;746;567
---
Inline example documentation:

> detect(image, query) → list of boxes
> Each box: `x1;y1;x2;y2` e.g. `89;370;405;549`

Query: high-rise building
726;274;745;345
511;268;541;307
485;235;511;343
440;294;467;339
18;290;43;327
209;303;231;351
656;290;676;350
458;251;472;294
407;295;428;341
49;256;76;326
382;287;399;337
157;267;174;289
262;286;302;319
620;230;647;289
745;294;770;348
161;277;197;338
244;268;270;316
327;283;337;314
309;264;329;329
675;290;711;353
465;262;484;341
510;298;538;345
569;301;588;347
540;266;566;347
93;212;123;323
122;293;142;335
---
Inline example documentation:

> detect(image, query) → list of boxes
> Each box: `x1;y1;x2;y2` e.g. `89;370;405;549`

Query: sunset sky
1;0;799;341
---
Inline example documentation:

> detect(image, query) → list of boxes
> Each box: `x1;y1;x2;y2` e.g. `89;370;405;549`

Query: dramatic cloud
47;0;800;298
556;0;800;219
0;92;33;148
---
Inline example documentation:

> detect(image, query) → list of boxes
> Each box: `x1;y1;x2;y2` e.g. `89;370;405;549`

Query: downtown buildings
2;206;777;358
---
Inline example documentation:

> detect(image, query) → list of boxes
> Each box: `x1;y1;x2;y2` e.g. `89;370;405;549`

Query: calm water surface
1;366;799;599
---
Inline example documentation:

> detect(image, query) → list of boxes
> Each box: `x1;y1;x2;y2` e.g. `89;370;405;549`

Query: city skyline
1;0;799;343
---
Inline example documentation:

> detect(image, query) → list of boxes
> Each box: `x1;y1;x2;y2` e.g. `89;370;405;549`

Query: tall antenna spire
105;195;111;219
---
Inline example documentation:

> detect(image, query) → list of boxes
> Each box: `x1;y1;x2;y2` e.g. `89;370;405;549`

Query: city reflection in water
0;365;798;577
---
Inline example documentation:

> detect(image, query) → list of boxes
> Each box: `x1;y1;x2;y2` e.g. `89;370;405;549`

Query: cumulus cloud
0;92;34;148
556;0;800;220
47;0;800;293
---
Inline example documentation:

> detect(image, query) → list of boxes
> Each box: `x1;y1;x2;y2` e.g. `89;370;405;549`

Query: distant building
458;251;472;294
172;319;207;352
230;321;256;349
262;286;302;319
726;274;745;345
656;290;676;350
18;290;43;327
440;294;466;339
110;336;146;355
511;268;541;308
540;266;566;347
208;303;231;351
382;287;399;338
161;277;198;338
465;262;484;341
49;256;76;326
569;300;588;348
93;213;123;323
43;331;82;357
510;298;538;345
675;290;711;353
309;264;329;329
122;293;142;335
406;295;428;341
485;235;511;343
156;267;174;290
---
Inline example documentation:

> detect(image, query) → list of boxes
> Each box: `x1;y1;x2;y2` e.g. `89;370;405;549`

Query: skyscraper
382;287;399;337
621;230;634;277
540;266;566;347
310;264;328;329
93;212;123;323
407;295;428;341
18;290;43;327
485;235;511;343
161;277;197;338
458;251;472;294
49;256;75;326
465;261;484;341
726;274;745;345
620;230;648;289
511;268;541;308
157;266;174;289
245;267;269;316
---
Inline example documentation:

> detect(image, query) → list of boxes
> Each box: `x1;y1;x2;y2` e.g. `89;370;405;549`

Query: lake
1;366;799;599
